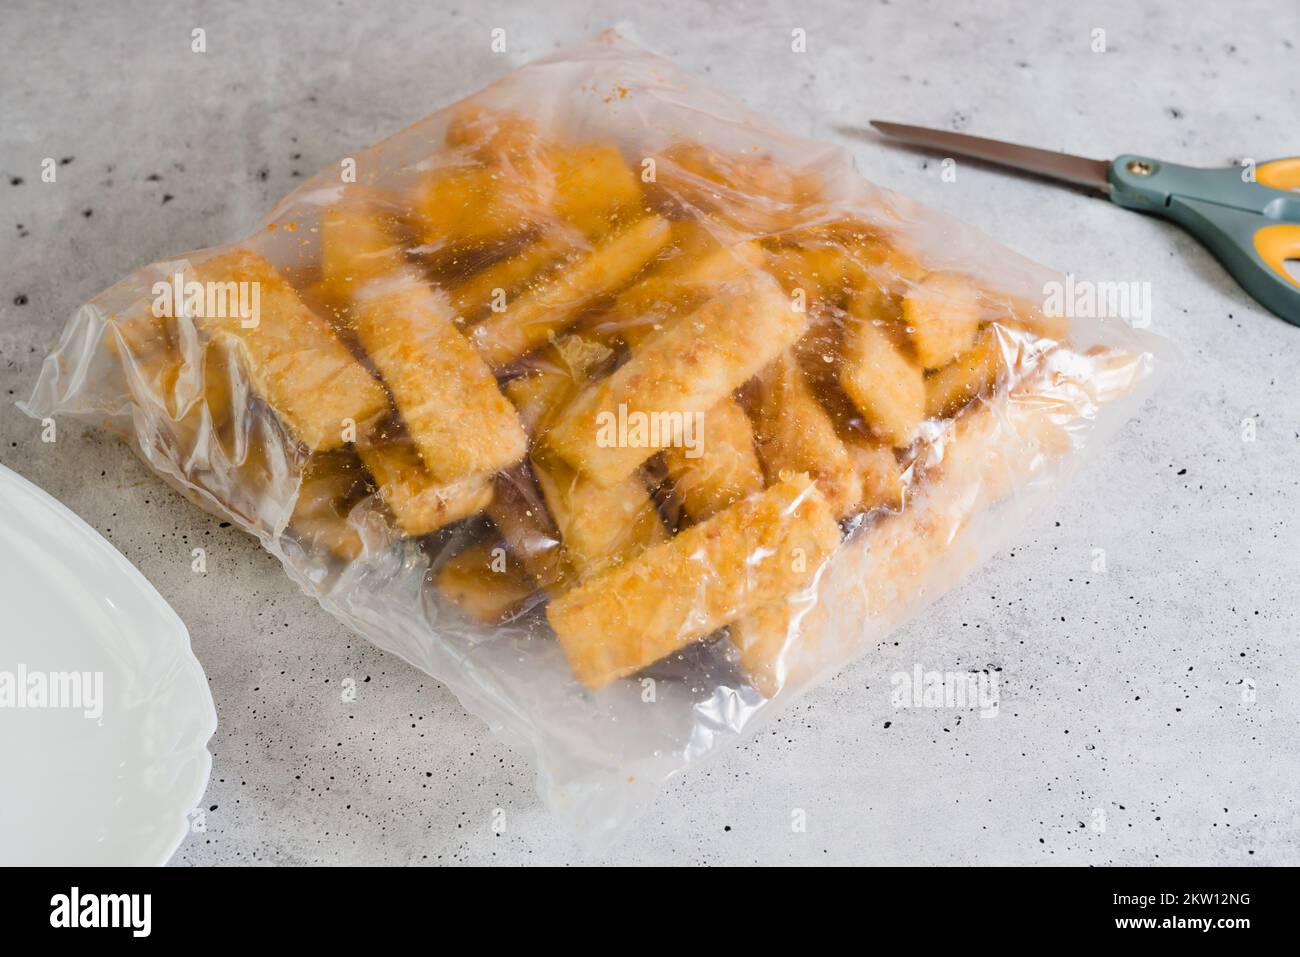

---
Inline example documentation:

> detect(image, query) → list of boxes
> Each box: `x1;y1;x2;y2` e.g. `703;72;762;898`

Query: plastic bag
23;29;1169;845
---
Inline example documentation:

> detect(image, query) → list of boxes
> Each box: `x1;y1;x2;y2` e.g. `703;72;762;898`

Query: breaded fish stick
358;440;493;536
468;215;671;368
732;346;1147;697
729;599;810;699
449;230;578;322
598;237;766;523
729;353;891;690
418;127;638;261
551;143;643;238
318;190;408;304
505;339;663;579
763;242;856;311
841;432;906;514
547;474;841;689
732;406;994;698
447;146;640;320
411;163;551;253
531;443;666;579
839;297;925;448
648;141;821;233
749;351;863;519
661;394;764;522
604;239;764;349
505;334;614;433
902;271;984;370
436;534;536;624
924;326;1005;419
547;272;807;487
447;139;644;310
449;120;640;232
192;249;389;451
349;272;526;483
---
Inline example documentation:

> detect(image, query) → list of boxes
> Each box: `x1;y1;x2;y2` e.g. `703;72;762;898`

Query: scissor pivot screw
1126;159;1156;176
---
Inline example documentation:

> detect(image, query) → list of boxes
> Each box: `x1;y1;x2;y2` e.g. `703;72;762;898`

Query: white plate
0;464;216;865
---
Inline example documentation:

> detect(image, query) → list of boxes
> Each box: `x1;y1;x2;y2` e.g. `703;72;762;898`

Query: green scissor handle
1108;155;1300;326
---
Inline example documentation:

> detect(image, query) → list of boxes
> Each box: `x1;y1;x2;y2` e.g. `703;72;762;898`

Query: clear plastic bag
23;30;1170;845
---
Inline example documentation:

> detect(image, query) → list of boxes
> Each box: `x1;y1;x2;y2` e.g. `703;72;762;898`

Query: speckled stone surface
2;0;1297;865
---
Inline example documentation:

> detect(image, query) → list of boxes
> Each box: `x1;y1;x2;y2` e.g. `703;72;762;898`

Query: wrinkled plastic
23;30;1170;845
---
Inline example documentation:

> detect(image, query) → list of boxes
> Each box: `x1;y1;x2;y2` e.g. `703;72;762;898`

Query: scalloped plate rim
0;463;217;866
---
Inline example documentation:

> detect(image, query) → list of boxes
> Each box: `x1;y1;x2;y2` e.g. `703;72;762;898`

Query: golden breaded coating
649;141;821;232
582;235;766;523
449;230;578;322
731;347;1149;697
437;113;638;244
902;271;984;370
531;443;666;579
547;272;807;486
729;599;810;699
924;326;1005;419
842;432;906;513
732;412;995;698
441;141;639;320
600;238;764;348
191;249;389;451
318;189;408;304
551;143;643;237
348;272;527;483
27;47;1162;732
547;475;842;689
504;335;615;433
661;395;764;522
750;352;864;519
728;351;894;681
411;163;551;253
436;534;535;624
839;302;925;448
358;440;493;536
506;369;574;436
468;215;671;368
763;242;856;311
504;338;663;578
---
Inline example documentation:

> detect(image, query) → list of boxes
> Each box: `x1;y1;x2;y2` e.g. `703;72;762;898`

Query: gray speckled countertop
2;0;1297;865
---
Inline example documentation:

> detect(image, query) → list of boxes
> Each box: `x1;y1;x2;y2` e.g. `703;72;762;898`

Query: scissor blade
870;121;1112;194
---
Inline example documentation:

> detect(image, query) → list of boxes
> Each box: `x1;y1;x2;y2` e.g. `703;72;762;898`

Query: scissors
870;121;1300;327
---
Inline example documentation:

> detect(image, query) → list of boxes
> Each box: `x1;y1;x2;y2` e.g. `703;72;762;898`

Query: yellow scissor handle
1253;224;1300;289
1256;158;1300;192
